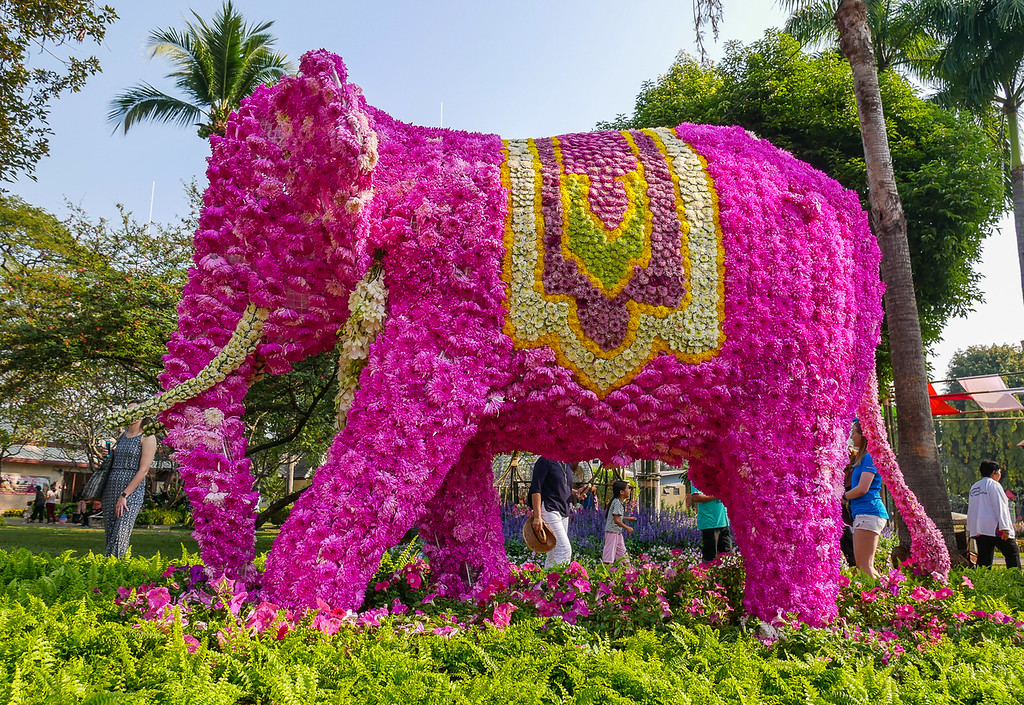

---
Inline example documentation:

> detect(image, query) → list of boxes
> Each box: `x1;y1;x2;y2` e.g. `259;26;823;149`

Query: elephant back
499;124;881;404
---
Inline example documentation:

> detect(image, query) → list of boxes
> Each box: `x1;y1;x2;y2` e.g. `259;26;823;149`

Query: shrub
1;540;1023;702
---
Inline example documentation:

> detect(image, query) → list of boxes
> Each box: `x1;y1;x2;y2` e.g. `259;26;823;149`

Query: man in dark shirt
530;456;576;568
29;486;46;523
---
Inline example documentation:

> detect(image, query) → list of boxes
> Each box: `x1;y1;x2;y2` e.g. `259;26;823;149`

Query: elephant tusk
106;304;271;428
334;266;388;430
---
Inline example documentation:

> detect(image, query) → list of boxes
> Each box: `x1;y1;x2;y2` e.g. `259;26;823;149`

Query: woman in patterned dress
103;402;156;557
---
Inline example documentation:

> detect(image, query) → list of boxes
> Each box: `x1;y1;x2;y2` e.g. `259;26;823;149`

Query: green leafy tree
683;0;967;554
604;32;1005;354
0;1;117;181
937;344;1024;509
108;0;292;139
0;194;339;504
0;195;191;392
920;0;1024;308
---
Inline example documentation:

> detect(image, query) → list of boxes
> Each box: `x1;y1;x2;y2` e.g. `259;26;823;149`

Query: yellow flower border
501;128;726;396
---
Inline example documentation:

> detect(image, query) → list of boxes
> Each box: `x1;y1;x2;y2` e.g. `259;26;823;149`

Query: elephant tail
856;369;951;582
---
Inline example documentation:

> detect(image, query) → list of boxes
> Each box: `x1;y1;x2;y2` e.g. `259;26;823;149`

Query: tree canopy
784;0;939;76
602;31;1006;361
0;194;191;391
921;0;1024;306
0;194;338;493
0;1;117;181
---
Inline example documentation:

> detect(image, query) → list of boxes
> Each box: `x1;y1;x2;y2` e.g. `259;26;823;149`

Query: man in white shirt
967;460;1020;569
44;485;58;524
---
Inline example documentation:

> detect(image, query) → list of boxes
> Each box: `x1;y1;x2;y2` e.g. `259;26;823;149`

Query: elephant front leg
263;325;502;608
158;300;264;580
417;440;510;598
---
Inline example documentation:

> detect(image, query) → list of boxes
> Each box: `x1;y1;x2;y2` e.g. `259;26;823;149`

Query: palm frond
782;0;839;47
147;26;216;110
229;50;293;106
107;83;205;134
930;0;1024;111
111;0;290;138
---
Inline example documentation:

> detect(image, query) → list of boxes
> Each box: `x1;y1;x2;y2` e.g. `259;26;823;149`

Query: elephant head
108;51;380;574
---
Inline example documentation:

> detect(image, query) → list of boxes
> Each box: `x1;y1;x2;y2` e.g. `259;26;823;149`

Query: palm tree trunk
835;0;958;554
1008;103;1024;306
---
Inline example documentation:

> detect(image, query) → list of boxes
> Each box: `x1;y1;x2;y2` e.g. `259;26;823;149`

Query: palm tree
784;0;940;75
108;1;293;139
694;0;958;555
922;0;1024;306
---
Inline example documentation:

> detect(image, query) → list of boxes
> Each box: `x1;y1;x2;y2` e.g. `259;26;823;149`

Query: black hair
979;460;1002;478
605;480;630;520
850;419;869;466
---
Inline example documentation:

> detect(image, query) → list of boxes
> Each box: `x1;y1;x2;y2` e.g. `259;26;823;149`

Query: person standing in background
103;402;157;557
29;486;46;523
844;419;889;580
968;460;1020;569
530;456;577;568
44;484;58;523
690;481;734;563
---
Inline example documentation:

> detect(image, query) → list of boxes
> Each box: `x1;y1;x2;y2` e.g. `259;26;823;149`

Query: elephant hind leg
710;417;848;626
418;440;510;597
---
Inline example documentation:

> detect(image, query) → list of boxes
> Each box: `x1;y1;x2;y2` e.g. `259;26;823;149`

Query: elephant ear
199;50;379;314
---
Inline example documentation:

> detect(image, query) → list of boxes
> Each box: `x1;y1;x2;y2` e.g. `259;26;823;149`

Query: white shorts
853;514;887;535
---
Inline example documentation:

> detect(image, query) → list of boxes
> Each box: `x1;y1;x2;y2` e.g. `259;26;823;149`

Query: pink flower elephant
122;50;948;624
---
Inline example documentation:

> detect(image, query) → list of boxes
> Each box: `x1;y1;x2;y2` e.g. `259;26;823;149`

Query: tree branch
255;485;309;528
244;368;337;457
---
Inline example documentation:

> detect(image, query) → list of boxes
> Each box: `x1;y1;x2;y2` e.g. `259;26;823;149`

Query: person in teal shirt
690;481;733;563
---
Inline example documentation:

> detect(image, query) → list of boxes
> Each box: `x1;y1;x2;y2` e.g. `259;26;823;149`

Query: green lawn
0;522;278;559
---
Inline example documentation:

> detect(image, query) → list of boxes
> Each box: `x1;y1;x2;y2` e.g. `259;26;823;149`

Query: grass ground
0;521;278;559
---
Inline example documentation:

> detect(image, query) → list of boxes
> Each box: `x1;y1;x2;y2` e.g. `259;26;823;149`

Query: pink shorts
602;532;629;565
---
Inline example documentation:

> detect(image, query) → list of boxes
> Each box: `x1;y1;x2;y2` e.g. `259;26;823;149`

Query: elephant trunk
106;304;270;428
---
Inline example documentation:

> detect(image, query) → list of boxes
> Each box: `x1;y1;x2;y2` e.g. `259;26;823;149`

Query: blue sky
8;0;1022;378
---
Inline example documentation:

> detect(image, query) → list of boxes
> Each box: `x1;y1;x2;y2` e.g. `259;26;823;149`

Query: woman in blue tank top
843;419;888;580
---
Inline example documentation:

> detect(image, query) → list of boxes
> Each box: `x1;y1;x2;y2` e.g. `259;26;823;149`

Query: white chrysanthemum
334;269;388;430
203;408;226;427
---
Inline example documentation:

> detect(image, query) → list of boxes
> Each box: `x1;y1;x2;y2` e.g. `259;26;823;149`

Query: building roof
3;443;174;471
3;444;88;468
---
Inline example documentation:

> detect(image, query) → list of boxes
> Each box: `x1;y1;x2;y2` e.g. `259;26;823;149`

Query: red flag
928;383;960;416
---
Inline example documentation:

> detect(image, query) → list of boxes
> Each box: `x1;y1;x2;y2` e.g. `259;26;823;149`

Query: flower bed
0;547;1021;703
501;502;703;562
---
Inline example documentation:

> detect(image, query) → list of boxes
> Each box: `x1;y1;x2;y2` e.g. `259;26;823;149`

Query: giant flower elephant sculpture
114;51;949;624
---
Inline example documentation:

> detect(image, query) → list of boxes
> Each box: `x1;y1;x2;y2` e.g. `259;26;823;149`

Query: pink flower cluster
120;555;1016;667
836;568;1023;663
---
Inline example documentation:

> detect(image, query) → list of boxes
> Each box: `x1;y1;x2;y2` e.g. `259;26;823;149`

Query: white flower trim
335;268;388;430
503;128;724;393
106;304;270;427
